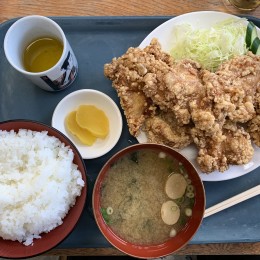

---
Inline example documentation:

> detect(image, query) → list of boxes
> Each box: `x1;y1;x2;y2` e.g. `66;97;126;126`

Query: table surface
1;0;260;256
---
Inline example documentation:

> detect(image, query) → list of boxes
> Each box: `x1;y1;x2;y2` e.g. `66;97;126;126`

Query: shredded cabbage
170;18;248;71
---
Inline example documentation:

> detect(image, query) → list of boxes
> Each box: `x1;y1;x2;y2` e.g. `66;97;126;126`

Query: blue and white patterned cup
4;15;78;92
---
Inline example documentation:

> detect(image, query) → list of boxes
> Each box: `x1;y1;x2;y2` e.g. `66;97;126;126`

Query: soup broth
100;149;195;245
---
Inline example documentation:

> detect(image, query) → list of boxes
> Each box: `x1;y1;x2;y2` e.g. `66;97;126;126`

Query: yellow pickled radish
76;105;109;138
66;111;97;146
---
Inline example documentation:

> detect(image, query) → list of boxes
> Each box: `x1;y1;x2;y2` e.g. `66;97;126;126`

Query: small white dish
52;89;123;159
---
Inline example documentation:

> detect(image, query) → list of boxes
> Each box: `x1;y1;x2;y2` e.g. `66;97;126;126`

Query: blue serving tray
0;16;259;248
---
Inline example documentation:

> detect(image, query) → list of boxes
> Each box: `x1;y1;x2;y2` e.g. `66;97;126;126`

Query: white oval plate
52;89;123;159
137;11;260;181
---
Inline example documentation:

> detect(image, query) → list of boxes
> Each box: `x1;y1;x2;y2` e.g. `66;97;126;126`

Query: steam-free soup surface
100;149;194;245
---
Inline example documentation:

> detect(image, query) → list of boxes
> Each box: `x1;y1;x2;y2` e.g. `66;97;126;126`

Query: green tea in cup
23;37;63;73
4;15;78;91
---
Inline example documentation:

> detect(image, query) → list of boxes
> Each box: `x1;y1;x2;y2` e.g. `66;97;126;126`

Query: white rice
0;129;85;246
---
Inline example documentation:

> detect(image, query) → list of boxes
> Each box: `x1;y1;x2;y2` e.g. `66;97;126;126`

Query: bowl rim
0;119;87;258
92;143;206;259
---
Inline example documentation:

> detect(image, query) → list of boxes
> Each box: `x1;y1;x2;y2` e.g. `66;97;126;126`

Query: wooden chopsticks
204;185;260;218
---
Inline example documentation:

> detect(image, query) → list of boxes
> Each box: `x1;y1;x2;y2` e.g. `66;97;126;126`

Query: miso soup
100;149;195;245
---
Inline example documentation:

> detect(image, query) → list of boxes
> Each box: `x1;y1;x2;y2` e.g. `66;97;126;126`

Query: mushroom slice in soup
161;200;180;225
165;173;187;199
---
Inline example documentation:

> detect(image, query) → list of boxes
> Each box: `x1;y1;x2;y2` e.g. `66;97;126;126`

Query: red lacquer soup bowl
0;119;87;258
93;143;205;259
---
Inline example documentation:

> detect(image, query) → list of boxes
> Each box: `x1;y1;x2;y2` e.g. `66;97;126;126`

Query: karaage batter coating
192;121;254;173
223;121;254;165
142;58;206;125
246;84;260;146
191;128;227;173
202;52;260;124
144;111;193;149
247;115;260;146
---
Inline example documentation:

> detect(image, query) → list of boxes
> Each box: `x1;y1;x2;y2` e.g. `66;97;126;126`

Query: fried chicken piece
191;128;228;173
192;122;254;173
117;89;155;136
189;95;224;135
189;54;259;173
202;52;260;124
223;121;254;165
144;111;193;149
142;58;206;125
104;39;172;136
143;38;174;65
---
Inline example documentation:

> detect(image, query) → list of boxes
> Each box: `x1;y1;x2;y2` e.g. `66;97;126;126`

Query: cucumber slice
251;37;260;55
246;21;258;48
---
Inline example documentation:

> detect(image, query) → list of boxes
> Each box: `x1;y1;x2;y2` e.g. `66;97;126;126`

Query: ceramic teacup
4;15;78;92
